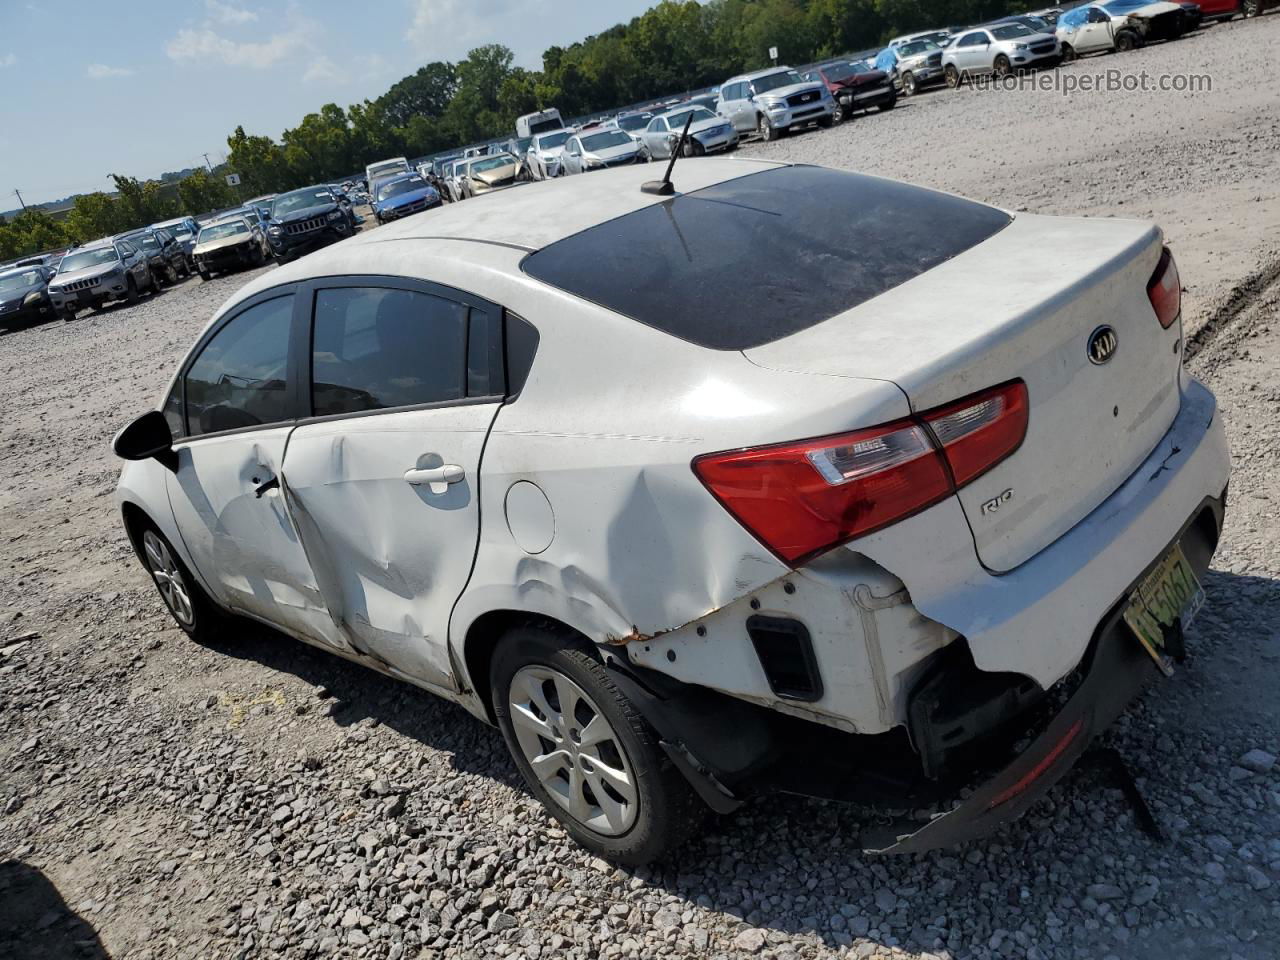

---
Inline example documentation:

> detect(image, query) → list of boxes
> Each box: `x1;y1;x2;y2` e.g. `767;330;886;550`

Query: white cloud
206;0;258;25
0;53;16;68
166;26;308;69
302;55;345;85
86;63;135;79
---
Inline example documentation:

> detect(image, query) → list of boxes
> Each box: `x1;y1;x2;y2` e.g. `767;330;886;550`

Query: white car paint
525;131;572;180
116;159;1229;848
1056;1;1184;54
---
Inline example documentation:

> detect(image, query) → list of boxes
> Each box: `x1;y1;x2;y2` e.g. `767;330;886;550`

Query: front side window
185;295;294;437
311;287;467;417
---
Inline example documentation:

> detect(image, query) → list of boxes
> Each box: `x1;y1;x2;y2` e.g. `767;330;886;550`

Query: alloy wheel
508;665;638;836
143;530;194;627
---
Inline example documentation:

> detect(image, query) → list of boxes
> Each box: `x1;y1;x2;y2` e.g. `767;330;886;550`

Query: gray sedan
561;130;644;175
638;107;738;160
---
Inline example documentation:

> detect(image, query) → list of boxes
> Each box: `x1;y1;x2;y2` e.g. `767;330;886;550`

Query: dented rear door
279;280;504;690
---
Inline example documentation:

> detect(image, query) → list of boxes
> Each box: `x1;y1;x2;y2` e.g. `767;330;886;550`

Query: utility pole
13;189;28;212
202;153;214;173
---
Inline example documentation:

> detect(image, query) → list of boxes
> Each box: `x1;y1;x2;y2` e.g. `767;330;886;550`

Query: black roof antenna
641;111;695;196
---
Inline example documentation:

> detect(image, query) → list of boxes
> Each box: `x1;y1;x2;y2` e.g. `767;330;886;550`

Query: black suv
265;186;357;264
117;227;191;286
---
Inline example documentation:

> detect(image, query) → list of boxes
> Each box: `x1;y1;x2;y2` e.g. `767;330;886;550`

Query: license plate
1122;544;1203;676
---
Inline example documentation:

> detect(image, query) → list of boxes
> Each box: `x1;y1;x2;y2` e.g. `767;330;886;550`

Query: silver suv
943;22;1060;83
716;66;835;141
47;238;156;319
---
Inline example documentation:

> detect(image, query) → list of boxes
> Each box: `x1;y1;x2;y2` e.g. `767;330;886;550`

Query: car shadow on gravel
196;621;525;788
0;860;109;959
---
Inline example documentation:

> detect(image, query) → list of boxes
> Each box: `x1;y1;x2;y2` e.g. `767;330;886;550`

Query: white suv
716;66;836;141
114;159;1229;864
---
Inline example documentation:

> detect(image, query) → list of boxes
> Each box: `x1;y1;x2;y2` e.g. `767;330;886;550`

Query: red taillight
924;381;1028;488
693;381;1028;566
1147;247;1180;329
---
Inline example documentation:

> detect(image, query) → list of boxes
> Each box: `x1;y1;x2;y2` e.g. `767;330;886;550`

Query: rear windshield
522;166;1011;351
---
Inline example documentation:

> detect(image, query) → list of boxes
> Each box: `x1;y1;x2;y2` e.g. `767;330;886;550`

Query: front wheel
1242;0;1261;15
757;113;777;141
1115;30;1138;51
994;55;1013;78
492;626;701;866
902;71;919;96
198;269;212;281
945;64;961;88
1060;43;1078;63
125;277;139;305
139;526;224;641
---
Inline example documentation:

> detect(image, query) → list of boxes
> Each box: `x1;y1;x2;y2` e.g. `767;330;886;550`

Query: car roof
726;66;796;83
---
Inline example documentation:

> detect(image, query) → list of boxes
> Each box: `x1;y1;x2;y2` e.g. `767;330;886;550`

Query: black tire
817;111;834;128
1061;43;1078;62
125;277;139;305
945;64;961;88
135;523;226;642
994;55;1012;77
1115;30;1138;51
901;71;918;96
492;625;702;866
831;102;847;123
1242;0;1261;15
757;112;777;141
198;269;212;281
879;92;897;111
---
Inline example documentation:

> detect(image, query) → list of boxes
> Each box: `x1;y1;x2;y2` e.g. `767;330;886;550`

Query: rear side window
185;295;293;436
311;287;467;416
522;166;1011;351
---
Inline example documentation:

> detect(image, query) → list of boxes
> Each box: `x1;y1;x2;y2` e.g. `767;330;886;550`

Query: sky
0;0;659;207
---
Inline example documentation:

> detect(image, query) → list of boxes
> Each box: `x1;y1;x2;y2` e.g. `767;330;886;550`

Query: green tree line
2;0;1020;259
223;0;1022;193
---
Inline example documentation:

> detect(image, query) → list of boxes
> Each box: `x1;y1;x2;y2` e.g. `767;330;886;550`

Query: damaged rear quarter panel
447;281;914;701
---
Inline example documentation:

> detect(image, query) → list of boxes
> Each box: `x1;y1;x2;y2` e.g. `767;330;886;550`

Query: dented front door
281;403;501;689
166;427;341;648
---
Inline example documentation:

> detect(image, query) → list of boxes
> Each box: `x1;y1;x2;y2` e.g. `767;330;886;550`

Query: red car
803;61;897;121
1196;0;1275;17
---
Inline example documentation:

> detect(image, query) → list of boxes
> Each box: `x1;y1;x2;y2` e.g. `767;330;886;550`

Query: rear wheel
492;625;701;865
1242;0;1261;14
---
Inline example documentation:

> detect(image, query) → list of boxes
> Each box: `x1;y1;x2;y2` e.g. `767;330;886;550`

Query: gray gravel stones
1238;749;1276;774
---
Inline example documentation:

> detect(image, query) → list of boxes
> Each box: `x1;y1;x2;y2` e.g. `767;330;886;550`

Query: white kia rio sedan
114;158;1229;864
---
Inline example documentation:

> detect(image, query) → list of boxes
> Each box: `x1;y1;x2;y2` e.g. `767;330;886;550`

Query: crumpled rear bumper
862;490;1223;854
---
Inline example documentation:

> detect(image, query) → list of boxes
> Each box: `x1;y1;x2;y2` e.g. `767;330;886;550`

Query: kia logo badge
1087;325;1118;365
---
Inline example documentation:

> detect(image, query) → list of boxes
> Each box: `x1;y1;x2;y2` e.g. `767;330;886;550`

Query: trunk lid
744;213;1181;572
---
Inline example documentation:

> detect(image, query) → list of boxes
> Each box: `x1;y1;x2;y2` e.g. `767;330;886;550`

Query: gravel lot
2;15;1278;960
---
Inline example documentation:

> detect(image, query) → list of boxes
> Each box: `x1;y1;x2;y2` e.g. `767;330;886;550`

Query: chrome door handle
404;464;464;494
